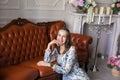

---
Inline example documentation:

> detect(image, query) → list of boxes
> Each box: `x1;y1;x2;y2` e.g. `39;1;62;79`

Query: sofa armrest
71;33;92;51
71;33;92;71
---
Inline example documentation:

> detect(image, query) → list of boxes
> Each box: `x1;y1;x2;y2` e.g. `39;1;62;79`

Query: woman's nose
60;37;63;40
59;37;62;41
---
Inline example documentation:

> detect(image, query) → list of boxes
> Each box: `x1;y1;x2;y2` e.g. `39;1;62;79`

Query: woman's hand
37;61;50;67
47;39;59;49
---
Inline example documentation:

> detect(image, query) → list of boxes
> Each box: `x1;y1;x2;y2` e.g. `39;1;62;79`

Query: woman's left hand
37;61;50;67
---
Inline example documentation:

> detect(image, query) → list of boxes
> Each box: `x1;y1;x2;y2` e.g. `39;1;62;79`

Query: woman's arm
37;39;59;66
44;48;58;62
44;39;59;62
37;48;58;66
52;46;76;75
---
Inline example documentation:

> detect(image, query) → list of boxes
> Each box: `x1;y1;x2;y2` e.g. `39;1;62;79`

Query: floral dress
44;46;90;80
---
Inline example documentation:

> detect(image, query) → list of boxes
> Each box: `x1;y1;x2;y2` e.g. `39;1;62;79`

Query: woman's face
57;29;67;46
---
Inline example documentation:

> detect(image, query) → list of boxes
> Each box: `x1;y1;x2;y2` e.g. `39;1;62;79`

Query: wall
0;0;67;27
0;0;114;27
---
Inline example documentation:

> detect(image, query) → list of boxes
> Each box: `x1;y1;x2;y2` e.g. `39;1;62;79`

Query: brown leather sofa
0;18;92;80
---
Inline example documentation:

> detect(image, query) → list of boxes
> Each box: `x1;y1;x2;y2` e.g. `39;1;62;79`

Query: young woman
37;27;89;80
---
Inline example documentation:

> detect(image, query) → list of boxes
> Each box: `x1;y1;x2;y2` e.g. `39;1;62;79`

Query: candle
94;7;99;14
92;13;95;22
99;7;104;14
89;0;92;3
106;7;111;15
98;14;101;24
109;15;112;25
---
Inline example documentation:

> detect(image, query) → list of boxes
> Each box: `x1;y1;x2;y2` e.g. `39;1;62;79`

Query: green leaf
107;64;113;69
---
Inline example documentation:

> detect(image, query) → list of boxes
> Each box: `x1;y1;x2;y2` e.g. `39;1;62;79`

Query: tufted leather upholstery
71;33;92;71
48;21;66;41
0;21;48;67
0;18;63;80
0;18;92;80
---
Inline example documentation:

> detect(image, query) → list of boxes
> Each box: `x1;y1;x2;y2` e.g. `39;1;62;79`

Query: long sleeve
44;48;58;62
53;46;76;75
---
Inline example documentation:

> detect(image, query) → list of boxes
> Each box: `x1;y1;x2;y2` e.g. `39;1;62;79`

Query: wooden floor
87;58;120;80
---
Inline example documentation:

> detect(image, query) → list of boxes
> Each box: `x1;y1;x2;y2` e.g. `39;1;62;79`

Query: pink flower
115;60;120;67
118;55;120;58
73;0;84;7
117;3;120;7
107;55;120;69
108;57;116;66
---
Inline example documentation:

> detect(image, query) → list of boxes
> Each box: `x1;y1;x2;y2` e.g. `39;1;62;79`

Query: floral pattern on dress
44;46;89;80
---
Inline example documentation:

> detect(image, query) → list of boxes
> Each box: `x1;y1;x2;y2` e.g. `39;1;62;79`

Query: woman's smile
57;39;63;45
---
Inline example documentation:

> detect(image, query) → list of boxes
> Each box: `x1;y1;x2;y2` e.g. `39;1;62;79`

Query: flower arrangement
111;1;120;14
107;55;120;71
68;0;86;13
68;0;96;13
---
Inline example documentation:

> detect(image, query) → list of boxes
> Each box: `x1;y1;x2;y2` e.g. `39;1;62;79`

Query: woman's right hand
37;61;50;67
47;39;59;49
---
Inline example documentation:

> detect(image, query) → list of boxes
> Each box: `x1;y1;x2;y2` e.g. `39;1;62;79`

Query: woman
37;27;89;80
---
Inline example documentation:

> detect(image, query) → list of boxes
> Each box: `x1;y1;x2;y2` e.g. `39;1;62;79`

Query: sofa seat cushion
20;56;56;77
0;65;39;80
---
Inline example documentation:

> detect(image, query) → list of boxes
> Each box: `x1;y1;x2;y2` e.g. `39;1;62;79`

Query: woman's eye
58;34;61;37
63;36;66;38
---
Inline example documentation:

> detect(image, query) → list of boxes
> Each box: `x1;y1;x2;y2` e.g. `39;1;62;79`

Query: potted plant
68;0;86;13
107;55;120;77
68;0;96;13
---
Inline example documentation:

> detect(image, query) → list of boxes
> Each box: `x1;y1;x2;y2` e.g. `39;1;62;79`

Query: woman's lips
57;40;62;45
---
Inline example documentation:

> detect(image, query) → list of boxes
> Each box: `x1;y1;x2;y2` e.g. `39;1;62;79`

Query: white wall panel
24;0;65;10
0;0;66;27
0;0;20;9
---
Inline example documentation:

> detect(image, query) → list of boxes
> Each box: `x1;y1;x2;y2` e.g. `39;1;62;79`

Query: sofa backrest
48;21;66;41
0;18;49;67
